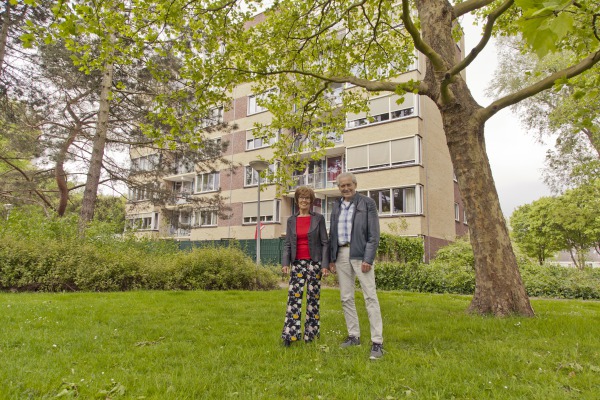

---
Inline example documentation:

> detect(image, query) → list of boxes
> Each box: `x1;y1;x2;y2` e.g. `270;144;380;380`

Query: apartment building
126;48;469;261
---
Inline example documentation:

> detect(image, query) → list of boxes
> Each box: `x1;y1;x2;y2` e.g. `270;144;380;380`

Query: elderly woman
281;186;330;346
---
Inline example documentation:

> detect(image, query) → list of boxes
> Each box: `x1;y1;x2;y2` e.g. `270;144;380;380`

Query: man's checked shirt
337;199;354;245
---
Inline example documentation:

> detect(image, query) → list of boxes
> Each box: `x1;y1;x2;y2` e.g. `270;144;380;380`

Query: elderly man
329;172;383;360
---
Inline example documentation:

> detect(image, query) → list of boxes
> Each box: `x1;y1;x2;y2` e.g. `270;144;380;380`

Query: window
245;163;276;186
243;199;281;224
198;137;222;161
292;129;343;152
131;154;159;172
455;203;460;221
248;89;277;115
246;129;277;150
126;212;159;231
201;107;224;128
173;180;194;195
358;186;422;215
194;210;218;227
346;136;421;171
129;187;148;202
175;158;195;174
463;209;468;224
196;172;220;193
347;93;417;128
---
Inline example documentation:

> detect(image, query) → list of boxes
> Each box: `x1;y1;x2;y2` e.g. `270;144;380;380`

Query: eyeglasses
298;197;311;202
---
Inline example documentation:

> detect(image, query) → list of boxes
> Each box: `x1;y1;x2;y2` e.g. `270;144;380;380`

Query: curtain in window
405;187;416;213
346;146;368;170
369;96;389;117
243;201;274;219
390;93;414;111
391;137;415;164
369;142;390;168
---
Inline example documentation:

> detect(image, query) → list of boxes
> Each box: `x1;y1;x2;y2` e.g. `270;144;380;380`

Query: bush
377;233;424;263
0;211;277;292
374;240;600;299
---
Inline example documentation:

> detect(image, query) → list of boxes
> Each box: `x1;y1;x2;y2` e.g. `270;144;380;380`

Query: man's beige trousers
335;247;383;344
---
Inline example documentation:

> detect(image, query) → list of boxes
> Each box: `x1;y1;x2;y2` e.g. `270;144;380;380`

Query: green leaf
547;12;574;40
20;33;35;49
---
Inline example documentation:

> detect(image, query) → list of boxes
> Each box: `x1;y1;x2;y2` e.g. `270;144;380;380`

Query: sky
461;15;553;216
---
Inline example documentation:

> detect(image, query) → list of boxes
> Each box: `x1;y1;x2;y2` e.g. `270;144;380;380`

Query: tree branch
478;50;600;121
401;0;445;70
454;0;499;18
449;0;514;77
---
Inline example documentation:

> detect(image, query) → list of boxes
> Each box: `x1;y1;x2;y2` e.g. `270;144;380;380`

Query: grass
1;289;600;399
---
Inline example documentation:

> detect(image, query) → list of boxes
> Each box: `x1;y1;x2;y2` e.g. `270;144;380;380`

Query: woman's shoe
283;339;291;347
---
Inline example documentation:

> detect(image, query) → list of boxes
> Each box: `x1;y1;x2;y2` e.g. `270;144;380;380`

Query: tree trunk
79;59;114;231
0;0;11;78
56;126;80;216
444;113;534;316
417;0;534;316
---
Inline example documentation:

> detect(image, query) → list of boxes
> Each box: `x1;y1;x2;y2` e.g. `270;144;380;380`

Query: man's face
337;176;357;201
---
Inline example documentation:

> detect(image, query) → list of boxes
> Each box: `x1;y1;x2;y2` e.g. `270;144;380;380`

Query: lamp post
3;204;12;221
249;160;270;265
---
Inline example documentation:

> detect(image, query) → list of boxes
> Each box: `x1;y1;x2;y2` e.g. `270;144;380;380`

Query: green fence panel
177;238;284;265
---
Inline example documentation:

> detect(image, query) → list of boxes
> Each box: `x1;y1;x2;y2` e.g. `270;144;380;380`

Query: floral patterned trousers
281;259;322;343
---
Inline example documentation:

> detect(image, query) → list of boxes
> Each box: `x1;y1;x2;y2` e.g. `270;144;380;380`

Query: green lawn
1;289;600;399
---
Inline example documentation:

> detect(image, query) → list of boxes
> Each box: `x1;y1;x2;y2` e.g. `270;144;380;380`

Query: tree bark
79;58;114;230
0;0;11;78
417;0;534;316
55;125;80;216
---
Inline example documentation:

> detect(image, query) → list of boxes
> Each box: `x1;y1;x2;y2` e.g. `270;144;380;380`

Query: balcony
290;171;341;191
166;226;191;238
166;190;193;207
292;132;344;157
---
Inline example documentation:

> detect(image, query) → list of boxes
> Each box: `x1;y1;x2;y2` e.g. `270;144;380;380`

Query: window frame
194;209;218;227
195;171;220;193
242;199;281;224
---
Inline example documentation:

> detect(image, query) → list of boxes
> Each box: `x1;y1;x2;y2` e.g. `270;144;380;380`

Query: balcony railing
292;133;343;153
167;191;193;205
167;226;191;237
290;171;341;191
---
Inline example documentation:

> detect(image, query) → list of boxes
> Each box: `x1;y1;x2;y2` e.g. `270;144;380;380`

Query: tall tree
550;181;600;269
510;198;561;265
135;0;600;316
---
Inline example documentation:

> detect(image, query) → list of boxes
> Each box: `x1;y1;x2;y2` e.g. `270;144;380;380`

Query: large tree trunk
418;0;534;316
79;59;114;230
444;111;534;316
0;1;11;78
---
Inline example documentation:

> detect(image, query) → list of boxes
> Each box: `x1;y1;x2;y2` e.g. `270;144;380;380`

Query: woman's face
297;195;312;213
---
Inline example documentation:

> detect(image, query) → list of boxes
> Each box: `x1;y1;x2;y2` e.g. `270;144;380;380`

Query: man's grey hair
336;172;357;186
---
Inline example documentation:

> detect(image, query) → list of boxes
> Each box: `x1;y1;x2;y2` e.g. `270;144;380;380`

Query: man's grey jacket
329;193;380;265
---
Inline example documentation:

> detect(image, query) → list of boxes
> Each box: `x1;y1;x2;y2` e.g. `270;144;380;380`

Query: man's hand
282;266;289;275
321;268;329;277
329;262;336;274
361;261;372;273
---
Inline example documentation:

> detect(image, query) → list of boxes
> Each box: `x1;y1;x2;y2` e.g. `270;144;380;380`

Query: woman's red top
295;215;311;260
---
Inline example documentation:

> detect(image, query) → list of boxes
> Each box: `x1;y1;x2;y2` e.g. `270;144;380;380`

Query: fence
178;238;284;265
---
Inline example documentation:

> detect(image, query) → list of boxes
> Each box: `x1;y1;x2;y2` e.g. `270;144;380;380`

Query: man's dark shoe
369;342;384;360
340;336;361;348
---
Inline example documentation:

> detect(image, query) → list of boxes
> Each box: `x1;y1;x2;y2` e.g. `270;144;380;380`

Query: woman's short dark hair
294;186;315;205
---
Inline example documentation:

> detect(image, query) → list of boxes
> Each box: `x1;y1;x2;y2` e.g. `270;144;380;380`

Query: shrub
0;212;277;292
375;240;600;299
377;233;424;263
